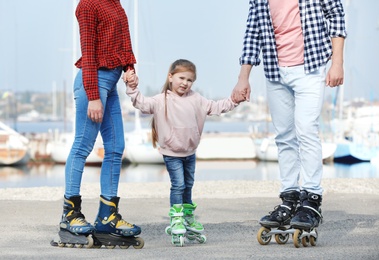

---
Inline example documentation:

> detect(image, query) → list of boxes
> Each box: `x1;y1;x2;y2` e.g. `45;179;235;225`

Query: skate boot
93;196;144;249
257;190;299;245
183;203;206;243
290;190;323;248
51;195;95;248
165;204;186;247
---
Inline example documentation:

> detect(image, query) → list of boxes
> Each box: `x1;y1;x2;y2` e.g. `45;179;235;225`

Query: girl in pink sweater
125;59;240;246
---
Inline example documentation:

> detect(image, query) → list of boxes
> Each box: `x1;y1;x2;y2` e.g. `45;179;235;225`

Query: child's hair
151;59;197;148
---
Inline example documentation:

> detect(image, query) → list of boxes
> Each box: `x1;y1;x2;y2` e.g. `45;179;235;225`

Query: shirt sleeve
240;0;262;66
76;2;100;101
321;0;347;38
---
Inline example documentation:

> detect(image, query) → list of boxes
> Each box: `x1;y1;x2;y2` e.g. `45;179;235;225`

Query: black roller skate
183;203;206;244
50;195;95;248
257;190;299;245
92;196;144;249
165;204;186;247
290;190;322;248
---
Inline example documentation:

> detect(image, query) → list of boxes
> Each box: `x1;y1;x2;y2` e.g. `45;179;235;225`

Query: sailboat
0;121;30;166
123;0;164;164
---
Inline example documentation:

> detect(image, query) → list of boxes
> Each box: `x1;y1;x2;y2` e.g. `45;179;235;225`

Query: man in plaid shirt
233;0;347;234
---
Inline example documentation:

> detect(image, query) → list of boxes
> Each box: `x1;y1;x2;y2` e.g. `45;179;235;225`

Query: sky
0;0;378;102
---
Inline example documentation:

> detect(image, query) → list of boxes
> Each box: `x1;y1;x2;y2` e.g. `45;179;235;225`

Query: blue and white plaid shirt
240;0;347;81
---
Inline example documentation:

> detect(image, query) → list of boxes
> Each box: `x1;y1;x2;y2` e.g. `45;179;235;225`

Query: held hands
231;78;251;104
123;69;139;89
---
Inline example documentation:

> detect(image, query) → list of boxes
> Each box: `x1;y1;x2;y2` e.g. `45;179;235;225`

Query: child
124;59;241;246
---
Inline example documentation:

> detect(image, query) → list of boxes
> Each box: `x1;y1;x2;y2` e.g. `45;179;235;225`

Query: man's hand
326;63;344;88
87;99;103;123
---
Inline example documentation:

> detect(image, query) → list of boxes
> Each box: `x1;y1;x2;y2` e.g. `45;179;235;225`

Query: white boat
196;132;256;160
48;132;104;166
0;121;30;166
254;137;337;162
124;128;164;164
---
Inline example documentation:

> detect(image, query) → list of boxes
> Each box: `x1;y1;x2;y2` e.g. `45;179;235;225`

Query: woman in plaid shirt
233;0;347;239
54;0;143;249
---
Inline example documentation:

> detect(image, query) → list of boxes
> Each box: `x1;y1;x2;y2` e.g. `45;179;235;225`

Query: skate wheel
119;245;130;249
57;242;65;247
310;229;318;246
106;245;116;249
302;236;309;247
75;244;84;248
275;233;289;244
257;227;271;245
133;237;145;249
293;229;302;248
85;235;94;248
199;235;207;244
165;226;172;235
179;236;184;247
66;243;74;248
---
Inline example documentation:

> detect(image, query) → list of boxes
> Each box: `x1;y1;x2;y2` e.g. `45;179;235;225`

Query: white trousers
266;64;326;195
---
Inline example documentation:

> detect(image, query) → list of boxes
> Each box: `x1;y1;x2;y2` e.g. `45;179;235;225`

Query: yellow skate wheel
106;245;116;249
302;236;309;247
257;227;271;245
133;237;145;249
275;233;289;244
66;243;74;248
293;229;302;248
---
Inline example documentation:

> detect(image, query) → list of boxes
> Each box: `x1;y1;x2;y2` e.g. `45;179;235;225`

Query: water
1;120;378;189
1;161;378;189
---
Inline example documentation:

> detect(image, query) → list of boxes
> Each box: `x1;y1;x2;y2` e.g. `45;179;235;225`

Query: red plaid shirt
75;0;136;100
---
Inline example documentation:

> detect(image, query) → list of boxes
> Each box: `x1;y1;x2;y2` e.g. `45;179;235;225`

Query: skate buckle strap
303;205;323;220
171;212;184;217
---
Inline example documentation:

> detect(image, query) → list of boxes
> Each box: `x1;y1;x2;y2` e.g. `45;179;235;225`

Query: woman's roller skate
257;190;299;246
290;190;323;248
165;204;187;247
92;196;144;249
50;195;95;248
183;203;206;243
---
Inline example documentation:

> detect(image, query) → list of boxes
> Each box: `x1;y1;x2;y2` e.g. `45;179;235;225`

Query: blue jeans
65;67;125;200
163;154;196;206
266;65;326;195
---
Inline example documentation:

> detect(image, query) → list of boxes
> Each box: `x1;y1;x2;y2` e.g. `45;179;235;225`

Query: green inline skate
165;204;187;247
183;203;206;244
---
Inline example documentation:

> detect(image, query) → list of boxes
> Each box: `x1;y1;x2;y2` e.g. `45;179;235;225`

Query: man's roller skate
50;195;95;248
257;190;299;246
183;203;206;243
165;204;187;247
290;190;322;248
92;196;144;249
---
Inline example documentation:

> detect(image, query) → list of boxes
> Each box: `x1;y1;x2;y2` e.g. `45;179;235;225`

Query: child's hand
123;69;139;89
231;95;246;104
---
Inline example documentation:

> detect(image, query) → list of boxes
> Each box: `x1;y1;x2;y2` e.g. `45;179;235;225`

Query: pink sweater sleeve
126;86;157;114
